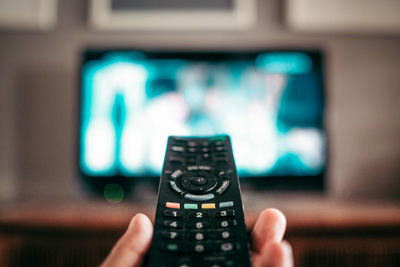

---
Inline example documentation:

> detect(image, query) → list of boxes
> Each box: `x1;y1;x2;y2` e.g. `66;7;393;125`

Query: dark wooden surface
1;194;399;267
1;194;399;232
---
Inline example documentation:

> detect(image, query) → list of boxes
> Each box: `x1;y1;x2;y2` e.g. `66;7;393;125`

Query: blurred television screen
80;50;326;178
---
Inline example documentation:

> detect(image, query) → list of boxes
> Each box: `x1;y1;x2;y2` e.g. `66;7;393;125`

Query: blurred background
0;0;399;266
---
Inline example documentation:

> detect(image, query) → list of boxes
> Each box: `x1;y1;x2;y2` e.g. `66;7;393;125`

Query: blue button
219;201;234;208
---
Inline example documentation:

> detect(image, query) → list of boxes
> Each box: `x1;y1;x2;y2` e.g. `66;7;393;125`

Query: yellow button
201;203;216;209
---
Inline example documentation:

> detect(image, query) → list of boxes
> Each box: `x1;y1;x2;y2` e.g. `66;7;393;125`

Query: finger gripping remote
146;135;252;267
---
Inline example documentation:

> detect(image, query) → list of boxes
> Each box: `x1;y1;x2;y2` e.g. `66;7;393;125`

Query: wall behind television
0;0;399;202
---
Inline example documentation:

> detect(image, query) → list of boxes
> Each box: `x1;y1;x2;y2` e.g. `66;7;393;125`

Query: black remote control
146;135;251;267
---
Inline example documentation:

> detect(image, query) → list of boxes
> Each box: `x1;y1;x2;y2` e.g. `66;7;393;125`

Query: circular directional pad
181;172;218;194
168;164;231;199
190;177;208;186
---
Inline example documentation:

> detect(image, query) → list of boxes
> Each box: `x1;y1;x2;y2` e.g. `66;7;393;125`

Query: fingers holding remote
251;209;293;267
100;213;153;267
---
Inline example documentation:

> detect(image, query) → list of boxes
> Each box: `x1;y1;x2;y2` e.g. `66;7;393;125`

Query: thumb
101;213;153;267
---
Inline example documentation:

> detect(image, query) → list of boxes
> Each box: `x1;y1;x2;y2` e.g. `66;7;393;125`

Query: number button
164;209;183;218
187;221;209;229
161;243;181;252
195;232;204;241
188;211;207;219
163;220;183;229
218;230;234;240
219;219;237;228
194;244;205;253
220;242;235;252
196;222;204;229
188;231;210;241
191;243;210;253
216;209;235;218
161;230;182;240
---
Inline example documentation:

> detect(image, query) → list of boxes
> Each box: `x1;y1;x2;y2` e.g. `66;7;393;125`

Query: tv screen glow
80;50;326;178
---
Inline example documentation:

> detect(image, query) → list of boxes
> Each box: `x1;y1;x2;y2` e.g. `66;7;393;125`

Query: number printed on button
162;230;182;240
195;232;204;240
221;243;234;252
195;244;204;253
196;222;204;229
170;232;178;239
164;210;183;218
221;231;230;239
219;219;236;228
221;220;229;227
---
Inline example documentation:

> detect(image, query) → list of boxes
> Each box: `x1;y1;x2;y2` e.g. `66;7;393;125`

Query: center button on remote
190;177;208;186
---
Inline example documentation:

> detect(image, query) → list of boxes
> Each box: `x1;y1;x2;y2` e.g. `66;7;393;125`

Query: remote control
146;135;251;267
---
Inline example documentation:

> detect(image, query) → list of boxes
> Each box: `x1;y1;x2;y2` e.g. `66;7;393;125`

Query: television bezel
77;48;327;193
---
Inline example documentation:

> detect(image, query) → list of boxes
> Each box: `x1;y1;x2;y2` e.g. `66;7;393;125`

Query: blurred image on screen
80;51;325;178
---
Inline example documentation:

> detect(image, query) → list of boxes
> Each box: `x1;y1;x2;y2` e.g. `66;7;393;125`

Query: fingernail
282;241;293;267
282;241;292;254
128;215;137;229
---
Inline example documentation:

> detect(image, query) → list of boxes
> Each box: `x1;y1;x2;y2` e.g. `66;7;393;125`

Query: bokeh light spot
104;183;124;204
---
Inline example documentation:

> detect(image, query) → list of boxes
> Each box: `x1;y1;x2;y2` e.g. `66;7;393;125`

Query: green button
226;260;235;266
166;244;179;251
184;203;198;209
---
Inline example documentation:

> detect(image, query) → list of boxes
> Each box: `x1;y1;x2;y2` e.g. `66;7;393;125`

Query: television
79;49;326;192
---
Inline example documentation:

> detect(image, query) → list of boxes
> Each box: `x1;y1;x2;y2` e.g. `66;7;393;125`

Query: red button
166;202;180;209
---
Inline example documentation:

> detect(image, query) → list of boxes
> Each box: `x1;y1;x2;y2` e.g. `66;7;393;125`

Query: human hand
101;209;292;267
251;209;293;267
100;213;153;267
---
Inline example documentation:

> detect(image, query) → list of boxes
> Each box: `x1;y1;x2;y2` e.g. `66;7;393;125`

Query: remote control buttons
219;219;237;228
201;203;216;209
161;243;181;252
184;203;198;209
191;243;212;253
201;147;210;153
184;193;215;201
220;242;236;252
215;180;230;195
163;169;172;176
166;202;180;209
187;147;197;153
177;261;192;267
187;141;197;147
150;137;251;267
170;181;185;195
213;140;225;146
190;177;208;186
164;209;183;218
170;169;185;180
198;165;212;171
161;230;182;240
169;156;184;165
163;220;183;229
188;211;207;218
218;230;235;240
187;221;209;229
187;165;198;171
171;146;185;153
181;173;218;193
216;209;235;217
215;146;227;152
202;153;211;160
219;201;234;208
188;231;210;241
